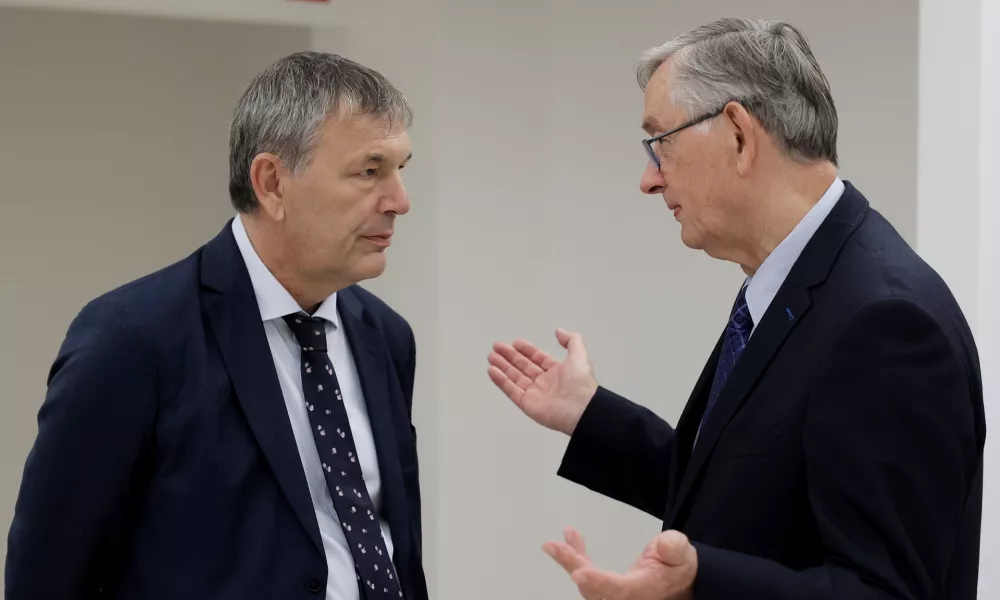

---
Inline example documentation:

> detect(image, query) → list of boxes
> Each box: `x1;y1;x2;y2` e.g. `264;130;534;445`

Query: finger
488;351;535;391
487;365;524;405
564;526;587;556
511;339;560;370
493;342;550;377
542;540;589;575
545;540;600;600
493;342;546;379
572;567;628;599
655;530;694;566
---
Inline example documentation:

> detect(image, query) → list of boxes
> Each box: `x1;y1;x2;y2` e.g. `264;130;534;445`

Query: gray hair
636;17;838;165
228;51;413;213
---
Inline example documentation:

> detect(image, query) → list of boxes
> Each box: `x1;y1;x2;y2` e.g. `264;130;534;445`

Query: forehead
317;110;412;160
641;60;682;133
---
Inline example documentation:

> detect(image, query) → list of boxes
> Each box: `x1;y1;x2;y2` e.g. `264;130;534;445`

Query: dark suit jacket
5;222;428;600
558;182;985;599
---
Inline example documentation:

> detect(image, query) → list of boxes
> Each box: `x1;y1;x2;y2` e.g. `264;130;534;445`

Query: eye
360;168;377;178
656;138;672;158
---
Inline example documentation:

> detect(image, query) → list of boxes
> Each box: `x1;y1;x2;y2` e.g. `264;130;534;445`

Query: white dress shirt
744;177;846;333
232;215;394;600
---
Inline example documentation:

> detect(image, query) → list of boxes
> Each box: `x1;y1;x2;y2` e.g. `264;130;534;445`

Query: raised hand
487;328;598;436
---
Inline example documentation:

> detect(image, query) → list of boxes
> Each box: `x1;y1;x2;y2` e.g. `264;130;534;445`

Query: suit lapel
663;332;724;526
667;182;870;524
201;222;324;555
338;289;411;582
669;287;813;521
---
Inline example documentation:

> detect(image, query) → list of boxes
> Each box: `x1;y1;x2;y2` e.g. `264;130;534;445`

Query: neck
730;161;838;275
241;215;342;313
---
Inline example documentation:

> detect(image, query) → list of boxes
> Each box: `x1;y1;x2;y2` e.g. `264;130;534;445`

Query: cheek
664;151;702;191
300;180;363;228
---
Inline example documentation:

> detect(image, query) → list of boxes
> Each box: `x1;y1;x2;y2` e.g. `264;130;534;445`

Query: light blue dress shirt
744;177;846;334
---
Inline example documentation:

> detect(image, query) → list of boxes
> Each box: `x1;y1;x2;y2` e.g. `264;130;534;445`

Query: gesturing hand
487;328;598;436
544;527;698;600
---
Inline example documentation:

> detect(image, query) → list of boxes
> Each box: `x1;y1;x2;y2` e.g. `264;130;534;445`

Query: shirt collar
744;177;845;329
231;215;340;328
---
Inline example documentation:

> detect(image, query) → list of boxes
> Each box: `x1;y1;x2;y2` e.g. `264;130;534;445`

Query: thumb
556;328;583;353
655;530;693;566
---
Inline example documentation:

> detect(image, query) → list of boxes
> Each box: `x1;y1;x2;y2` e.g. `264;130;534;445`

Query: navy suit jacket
558;183;985;599
5;222;429;600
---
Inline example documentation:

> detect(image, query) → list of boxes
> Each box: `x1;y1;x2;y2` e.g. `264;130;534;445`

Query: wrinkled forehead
641;59;683;134
328;100;408;134
311;110;412;166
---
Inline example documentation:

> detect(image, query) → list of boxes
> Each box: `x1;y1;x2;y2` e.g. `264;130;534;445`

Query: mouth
667;203;681;218
362;232;393;248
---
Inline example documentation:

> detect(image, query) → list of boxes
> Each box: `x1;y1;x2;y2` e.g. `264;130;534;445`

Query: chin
353;253;388;281
679;227;705;251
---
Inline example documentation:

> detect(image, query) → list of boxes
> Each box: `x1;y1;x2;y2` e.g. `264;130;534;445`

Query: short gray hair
636;17;838;165
228;51;413;213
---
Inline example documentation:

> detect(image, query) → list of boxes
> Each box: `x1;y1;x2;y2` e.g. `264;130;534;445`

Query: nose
381;175;411;216
639;160;665;195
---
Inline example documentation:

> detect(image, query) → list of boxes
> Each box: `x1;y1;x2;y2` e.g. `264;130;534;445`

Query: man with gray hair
489;17;984;600
6;52;428;600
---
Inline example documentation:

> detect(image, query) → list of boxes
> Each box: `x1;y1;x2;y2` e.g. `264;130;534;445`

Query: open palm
544;527;697;600
487;328;598;436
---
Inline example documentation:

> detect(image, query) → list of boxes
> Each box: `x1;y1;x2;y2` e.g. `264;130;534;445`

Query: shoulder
66;249;203;352
807;206;979;388
841;208;947;298
342;284;415;355
826;208;971;336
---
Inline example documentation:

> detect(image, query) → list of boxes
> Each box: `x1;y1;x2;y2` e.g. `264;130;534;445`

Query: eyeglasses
641;106;726;170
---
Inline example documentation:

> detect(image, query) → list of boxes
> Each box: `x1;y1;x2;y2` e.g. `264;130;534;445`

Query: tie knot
283;314;328;353
730;286;753;333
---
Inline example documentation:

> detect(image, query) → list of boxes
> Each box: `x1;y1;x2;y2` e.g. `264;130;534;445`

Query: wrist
563;381;598;435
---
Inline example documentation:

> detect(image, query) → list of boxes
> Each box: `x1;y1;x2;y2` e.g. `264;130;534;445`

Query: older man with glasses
488;17;984;600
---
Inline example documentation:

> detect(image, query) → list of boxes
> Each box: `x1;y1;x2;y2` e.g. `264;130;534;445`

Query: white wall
918;0;1000;595
979;1;1000;591
325;1;920;597
917;0;983;327
0;7;309;591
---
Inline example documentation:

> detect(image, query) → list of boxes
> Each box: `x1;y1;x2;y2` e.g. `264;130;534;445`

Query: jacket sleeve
5;297;157;600
693;298;982;600
557;386;676;518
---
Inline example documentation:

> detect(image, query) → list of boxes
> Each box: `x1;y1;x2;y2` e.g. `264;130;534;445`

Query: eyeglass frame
641;104;729;171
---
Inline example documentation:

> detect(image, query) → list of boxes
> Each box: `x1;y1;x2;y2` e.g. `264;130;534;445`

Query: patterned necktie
696;285;754;442
283;314;404;600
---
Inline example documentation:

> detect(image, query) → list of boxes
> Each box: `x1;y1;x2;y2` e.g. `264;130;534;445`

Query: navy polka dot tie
283;314;404;599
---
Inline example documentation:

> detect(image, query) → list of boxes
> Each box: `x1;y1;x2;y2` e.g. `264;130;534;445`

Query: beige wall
0;7;308;588
1;2;920;599
331;0;918;597
0;0;343;27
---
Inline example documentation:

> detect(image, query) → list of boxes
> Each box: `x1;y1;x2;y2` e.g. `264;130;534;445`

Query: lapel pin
785;308;794;321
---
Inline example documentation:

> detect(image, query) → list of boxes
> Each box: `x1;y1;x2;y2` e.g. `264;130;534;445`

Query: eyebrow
362;152;413;165
641;117;661;135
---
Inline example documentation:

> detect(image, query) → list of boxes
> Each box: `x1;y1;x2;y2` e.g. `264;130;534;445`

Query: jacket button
308;578;323;593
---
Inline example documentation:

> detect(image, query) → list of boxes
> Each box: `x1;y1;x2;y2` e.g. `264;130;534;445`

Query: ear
249;153;289;221
723;102;758;177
